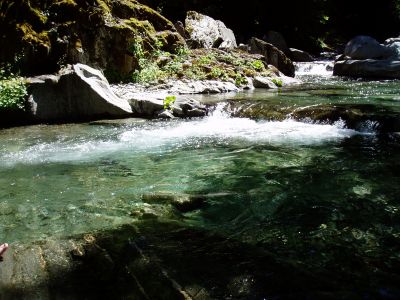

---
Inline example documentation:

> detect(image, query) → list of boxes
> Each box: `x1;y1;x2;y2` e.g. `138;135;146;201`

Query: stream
0;62;399;299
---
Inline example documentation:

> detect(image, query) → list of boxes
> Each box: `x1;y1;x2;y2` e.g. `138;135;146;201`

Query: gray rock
121;92;207;118
344;35;392;60
333;59;400;78
253;76;278;89
185;11;237;49
248;37;295;77
27;64;132;122
385;40;400;59
263;31;290;55
289;48;314;62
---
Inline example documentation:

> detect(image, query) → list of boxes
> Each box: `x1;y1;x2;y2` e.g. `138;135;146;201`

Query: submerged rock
185;11;237;49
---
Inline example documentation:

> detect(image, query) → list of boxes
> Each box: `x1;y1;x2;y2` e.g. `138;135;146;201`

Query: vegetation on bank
126;38;277;86
0;68;27;113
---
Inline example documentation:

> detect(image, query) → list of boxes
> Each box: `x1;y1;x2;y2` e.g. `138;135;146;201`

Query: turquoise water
1;72;400;298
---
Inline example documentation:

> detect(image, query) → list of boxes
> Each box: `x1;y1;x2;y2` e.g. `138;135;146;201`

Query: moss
17;23;50;47
95;0;111;14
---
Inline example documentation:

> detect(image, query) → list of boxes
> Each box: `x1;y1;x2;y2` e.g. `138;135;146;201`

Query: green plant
0;74;27;112
163;95;176;110
132;60;165;83
198;53;215;65
251;60;265;71
234;73;247;86
175;45;190;57
128;39;145;60
271;78;283;87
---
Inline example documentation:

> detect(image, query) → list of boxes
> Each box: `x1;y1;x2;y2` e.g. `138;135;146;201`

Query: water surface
1;66;399;298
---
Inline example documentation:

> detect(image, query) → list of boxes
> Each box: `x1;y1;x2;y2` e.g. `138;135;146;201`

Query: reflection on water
1;74;400;298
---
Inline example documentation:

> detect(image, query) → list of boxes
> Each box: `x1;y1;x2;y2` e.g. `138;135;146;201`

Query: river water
0;63;399;298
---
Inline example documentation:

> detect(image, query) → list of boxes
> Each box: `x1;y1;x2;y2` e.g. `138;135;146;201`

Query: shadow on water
169;135;400;299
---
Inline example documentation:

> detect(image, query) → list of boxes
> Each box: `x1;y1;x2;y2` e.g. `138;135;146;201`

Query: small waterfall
295;61;334;76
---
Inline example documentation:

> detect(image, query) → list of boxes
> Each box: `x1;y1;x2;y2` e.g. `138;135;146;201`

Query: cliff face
0;0;185;76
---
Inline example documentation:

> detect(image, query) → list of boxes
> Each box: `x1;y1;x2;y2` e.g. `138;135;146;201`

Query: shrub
0;70;27;112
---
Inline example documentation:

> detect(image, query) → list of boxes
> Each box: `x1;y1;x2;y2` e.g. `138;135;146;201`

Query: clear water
1;71;400;297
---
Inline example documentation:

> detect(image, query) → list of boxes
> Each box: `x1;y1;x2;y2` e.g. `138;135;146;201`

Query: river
0;62;399;298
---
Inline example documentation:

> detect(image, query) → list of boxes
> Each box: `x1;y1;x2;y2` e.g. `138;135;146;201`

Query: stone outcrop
334;35;400;78
344;35;392;60
27;64;132;122
248;37;295;77
26;63;207;123
184;11;237;49
1;0;185;77
333;59;400;78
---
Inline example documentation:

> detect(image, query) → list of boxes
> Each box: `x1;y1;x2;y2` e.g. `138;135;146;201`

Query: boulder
289;48;314;62
333;59;400;78
121;92;207;118
27;64;132;122
384;39;400;59
263;31;290;55
248;37;295;77
344;35;392;60
252;76;278;89
185;11;237;49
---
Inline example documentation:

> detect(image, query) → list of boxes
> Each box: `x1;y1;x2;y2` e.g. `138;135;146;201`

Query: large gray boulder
334;35;400;79
344;35;392;60
248;37;295;77
27;64;132;122
333;59;400;78
185;11;237;49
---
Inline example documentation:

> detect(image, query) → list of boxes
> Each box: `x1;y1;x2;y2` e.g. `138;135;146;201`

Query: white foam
0;107;364;166
295;61;334;76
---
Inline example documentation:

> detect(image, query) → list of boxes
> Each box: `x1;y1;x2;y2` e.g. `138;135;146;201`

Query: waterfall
295;61;334;76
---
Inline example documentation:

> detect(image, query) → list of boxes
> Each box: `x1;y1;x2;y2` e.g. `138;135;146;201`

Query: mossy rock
0;0;184;77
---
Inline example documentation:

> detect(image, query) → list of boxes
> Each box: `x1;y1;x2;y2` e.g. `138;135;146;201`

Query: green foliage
198;53;215;66
0;68;27;112
271;78;283;87
163;95;176;110
132;60;165;83
210;67;223;78
174;45;190;57
128;39;145;60
251;60;265;71
234;73;247;86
